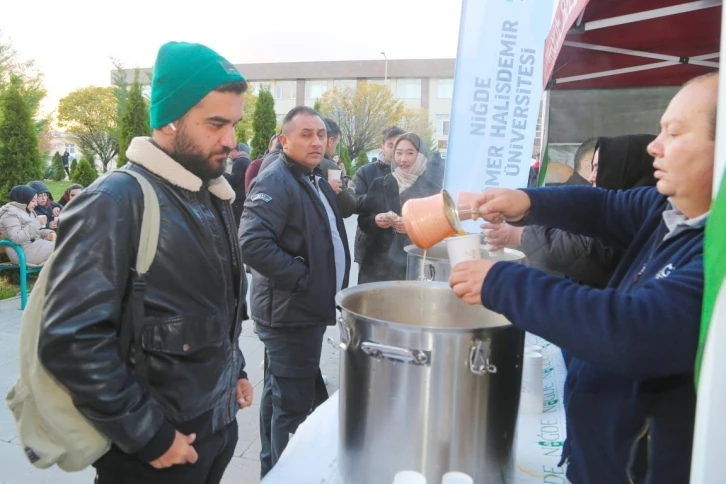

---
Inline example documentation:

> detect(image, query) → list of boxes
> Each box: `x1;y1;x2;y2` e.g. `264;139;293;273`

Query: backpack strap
115;167;160;386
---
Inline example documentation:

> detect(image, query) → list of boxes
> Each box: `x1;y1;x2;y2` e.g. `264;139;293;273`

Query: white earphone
168;123;176;132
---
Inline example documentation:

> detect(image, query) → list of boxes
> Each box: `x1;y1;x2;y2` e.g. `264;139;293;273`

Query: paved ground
0;216;359;483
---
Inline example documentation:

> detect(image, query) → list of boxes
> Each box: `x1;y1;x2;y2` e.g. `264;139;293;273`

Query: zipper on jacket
217;200;243;427
303;176;338;298
627;420;650;484
631;223;670;286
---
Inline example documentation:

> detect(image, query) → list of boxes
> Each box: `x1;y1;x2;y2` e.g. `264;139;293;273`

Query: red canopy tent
543;0;722;90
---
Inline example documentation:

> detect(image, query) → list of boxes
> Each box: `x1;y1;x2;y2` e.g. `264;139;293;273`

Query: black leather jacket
39;154;247;462
240;154;351;328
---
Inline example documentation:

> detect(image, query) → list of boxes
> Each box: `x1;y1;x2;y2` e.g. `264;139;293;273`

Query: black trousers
256;324;328;478
93;420;238;484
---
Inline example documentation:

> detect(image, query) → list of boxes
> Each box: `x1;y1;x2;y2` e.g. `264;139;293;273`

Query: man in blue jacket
449;72;718;483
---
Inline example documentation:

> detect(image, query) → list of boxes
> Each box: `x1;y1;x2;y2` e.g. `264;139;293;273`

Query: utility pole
381;51;388;83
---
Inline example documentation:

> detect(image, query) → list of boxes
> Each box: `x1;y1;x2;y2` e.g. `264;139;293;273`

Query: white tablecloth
263;334;568;484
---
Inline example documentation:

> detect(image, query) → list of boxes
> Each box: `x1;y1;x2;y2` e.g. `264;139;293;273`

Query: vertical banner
444;0;553;229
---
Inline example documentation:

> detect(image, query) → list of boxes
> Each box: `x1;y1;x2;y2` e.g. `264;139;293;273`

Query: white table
263;334;568;483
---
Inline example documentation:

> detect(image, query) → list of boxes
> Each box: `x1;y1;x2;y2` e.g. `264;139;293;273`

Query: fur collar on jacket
126;137;235;202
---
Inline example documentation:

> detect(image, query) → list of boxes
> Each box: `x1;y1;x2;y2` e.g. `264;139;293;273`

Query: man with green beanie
38;41;253;484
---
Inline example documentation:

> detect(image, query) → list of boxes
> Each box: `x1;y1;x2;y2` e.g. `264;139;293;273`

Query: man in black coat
239;106;351;478
224;142;251;228
37;41;253;484
352;126;404;274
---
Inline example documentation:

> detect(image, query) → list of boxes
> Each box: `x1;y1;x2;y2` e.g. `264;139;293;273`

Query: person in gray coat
484;134;656;288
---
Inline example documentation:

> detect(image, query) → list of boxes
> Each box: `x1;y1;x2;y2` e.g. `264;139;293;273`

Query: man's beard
170;124;230;181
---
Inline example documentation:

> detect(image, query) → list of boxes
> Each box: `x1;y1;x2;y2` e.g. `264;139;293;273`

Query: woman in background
0;186;55;266
358;133;443;283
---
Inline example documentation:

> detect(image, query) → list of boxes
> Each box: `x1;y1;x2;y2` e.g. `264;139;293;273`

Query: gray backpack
5;168;160;471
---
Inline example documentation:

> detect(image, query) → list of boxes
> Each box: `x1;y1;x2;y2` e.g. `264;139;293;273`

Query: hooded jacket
27;181;63;228
596;134;657;190
520;134;656;287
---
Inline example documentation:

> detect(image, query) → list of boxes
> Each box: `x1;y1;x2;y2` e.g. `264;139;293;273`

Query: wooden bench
0;240;42;309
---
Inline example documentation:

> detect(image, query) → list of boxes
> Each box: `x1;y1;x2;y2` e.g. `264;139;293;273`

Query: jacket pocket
271;287;295;323
142;315;224;356
141;315;227;417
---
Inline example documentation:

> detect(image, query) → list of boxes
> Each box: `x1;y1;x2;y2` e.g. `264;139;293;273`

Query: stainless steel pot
331;281;524;484
405;242;526;282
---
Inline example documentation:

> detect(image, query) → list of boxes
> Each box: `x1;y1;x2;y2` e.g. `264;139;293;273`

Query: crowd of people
0;181;82;266
5;39;717;484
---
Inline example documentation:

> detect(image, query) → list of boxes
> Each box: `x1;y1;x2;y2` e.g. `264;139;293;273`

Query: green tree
50;151;65;181
72;158;98;187
58;86;118;173
117;70;151;167
110;57;128;131
235;124;249;145
70;158;78;178
313;99;321;112
400;107;437;153
250;88;276;159
355;150;370;174
43;161;54;180
234;84;257;146
0;31;47;129
319;83;405;159
87;156;99;178
0;77;43;203
339;146;354;176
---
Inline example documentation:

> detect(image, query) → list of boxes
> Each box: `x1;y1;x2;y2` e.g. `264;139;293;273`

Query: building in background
47;130;78;160
119;58;544;161
122;59;456;158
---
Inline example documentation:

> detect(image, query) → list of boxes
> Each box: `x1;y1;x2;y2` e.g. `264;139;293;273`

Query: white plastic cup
392;470;427;484
520;351;544;414
441;471;474;484
445;234;482;267
525;344;542;356
328;169;342;181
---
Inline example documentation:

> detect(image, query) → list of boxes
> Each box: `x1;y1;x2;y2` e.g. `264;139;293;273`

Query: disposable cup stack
520;345;544;414
441;471;474;484
392;470;427;484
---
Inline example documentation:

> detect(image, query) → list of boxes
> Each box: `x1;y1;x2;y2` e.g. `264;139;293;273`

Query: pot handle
361;342;431;366
327;317;351;351
417;263;436;282
469;339;497;375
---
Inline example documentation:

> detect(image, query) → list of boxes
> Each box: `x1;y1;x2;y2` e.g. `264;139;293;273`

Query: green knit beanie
149;41;246;129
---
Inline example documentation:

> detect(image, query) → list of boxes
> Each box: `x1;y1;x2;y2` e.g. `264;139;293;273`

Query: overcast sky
3;0;464;116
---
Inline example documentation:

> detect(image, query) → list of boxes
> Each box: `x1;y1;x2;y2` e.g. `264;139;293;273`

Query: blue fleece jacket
481;186;704;484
